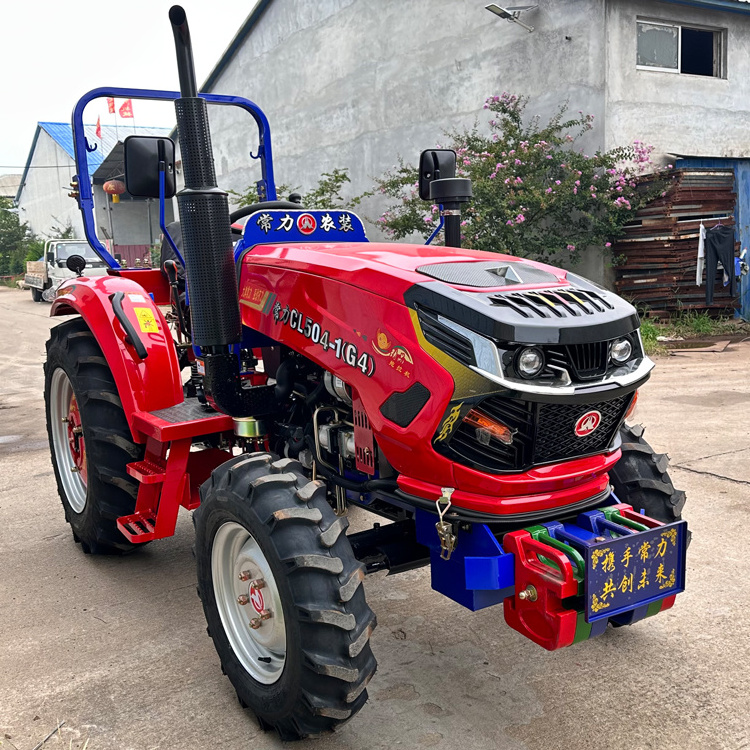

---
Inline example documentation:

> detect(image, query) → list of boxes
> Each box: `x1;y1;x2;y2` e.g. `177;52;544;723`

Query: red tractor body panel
51;275;183;436
237;242;614;516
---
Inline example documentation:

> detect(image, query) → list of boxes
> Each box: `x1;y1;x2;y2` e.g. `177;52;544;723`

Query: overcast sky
0;0;255;172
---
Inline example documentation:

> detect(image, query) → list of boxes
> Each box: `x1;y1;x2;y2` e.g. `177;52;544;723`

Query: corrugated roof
38;122;171;176
16;122;172;203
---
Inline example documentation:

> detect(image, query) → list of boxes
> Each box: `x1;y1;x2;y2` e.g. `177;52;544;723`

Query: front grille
546;341;610;380
438;393;631;473
533;396;630;464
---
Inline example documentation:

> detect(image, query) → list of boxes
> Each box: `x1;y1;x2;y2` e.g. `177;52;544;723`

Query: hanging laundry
704;224;737;304
696;221;706;286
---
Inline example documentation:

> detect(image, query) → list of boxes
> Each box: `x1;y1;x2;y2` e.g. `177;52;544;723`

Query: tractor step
131;399;234;442
117;512;157;543
126;457;167;484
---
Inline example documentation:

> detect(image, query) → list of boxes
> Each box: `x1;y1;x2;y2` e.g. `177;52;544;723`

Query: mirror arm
159;156;184;268
424;205;445;246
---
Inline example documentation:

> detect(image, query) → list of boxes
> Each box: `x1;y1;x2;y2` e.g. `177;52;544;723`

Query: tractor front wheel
194;454;377;740
44;318;144;554
610;422;686;522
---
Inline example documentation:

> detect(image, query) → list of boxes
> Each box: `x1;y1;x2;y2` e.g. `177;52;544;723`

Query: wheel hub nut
249;617;262;629
237;594;250;605
238;570;252;582
249;578;265;590
259;609;272;621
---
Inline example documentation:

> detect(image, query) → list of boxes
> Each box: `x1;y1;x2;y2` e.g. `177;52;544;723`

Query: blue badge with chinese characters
240;209;369;247
585;520;687;622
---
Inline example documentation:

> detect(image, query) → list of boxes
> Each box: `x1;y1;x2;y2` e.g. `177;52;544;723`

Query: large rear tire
31;287;43;302
44;318;145;554
194;453;377;741
609;423;686;522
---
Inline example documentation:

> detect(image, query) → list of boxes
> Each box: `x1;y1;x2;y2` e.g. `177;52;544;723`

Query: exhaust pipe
169;6;273;417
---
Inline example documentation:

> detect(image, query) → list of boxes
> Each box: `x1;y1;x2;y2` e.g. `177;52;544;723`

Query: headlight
610;337;633;364
516;347;544;378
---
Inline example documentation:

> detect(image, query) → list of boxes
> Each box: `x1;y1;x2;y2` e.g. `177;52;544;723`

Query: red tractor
44;6;687;741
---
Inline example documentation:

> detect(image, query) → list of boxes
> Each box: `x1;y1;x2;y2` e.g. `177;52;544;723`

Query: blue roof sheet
16;121;172;202
38;121;171;178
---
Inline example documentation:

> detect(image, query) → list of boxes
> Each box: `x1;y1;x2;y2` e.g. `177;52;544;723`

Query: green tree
0;198;31;275
374;94;669;262
229;168;359;211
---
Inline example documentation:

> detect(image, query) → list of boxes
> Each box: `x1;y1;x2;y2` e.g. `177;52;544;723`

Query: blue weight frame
71;87;277;269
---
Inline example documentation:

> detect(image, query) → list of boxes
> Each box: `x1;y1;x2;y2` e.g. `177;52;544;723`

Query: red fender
50;275;183;440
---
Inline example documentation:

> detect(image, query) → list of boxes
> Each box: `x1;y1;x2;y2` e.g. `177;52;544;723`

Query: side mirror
46;252;54;263
418;149;457;200
66;255;87;277
124;136;176;199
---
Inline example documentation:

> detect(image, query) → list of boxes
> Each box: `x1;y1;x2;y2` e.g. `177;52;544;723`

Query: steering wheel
229;200;303;234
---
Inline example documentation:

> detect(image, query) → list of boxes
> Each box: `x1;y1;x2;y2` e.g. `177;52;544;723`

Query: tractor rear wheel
194;454;377;740
44;318;144;554
609;422;686;523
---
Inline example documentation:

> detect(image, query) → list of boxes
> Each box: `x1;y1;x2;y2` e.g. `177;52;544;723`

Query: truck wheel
44;318;145;554
31;287;43;302
194;454;377;741
609;423;686;522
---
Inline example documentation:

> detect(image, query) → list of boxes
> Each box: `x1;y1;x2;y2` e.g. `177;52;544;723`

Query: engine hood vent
416;260;559;288
489;287;614;319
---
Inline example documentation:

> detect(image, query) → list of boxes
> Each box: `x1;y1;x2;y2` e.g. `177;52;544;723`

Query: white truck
24;240;110;302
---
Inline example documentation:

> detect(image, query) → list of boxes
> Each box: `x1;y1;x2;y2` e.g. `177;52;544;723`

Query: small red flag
119;99;134;119
95;116;102;139
106;97;115;114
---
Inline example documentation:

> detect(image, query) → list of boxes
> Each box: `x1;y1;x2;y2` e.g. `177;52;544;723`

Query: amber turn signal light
464;408;516;446
625;390;638;419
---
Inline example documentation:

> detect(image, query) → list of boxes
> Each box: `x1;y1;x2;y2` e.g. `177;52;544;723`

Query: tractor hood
239;241;639;345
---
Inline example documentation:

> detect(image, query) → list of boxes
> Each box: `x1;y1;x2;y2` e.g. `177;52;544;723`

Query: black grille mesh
440;393;630;472
380;382;431;427
533;396;629;463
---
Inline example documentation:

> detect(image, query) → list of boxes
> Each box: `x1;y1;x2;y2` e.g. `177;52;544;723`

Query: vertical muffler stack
169;6;270;418
169;5;241;350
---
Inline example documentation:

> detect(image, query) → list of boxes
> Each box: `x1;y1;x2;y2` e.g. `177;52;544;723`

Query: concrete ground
0;285;748;750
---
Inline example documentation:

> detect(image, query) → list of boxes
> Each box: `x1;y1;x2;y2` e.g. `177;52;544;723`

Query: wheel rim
49;368;87;514
212;521;287;684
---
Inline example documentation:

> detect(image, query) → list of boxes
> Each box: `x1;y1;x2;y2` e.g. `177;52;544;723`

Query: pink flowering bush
373;94;669;261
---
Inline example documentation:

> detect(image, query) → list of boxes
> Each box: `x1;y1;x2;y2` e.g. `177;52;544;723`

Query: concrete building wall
198;0;750;285
207;0;606;205
17;132;84;239
605;0;750;160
